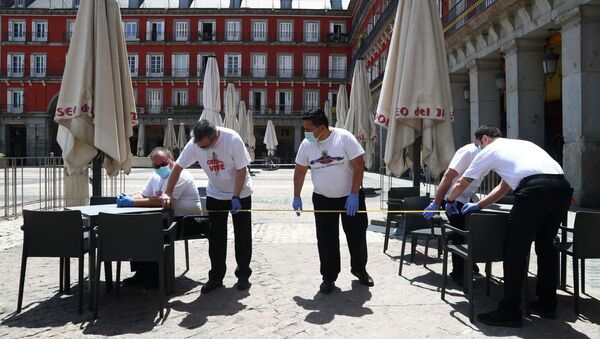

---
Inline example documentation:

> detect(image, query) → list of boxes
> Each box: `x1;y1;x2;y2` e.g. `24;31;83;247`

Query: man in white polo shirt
293;108;373;295
161;119;253;293
446;126;572;327
423;126;502;285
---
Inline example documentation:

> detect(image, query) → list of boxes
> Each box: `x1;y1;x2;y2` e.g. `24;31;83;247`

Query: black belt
518;174;565;189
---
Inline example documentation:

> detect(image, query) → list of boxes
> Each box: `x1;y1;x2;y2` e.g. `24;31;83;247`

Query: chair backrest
197;187;207;198
466;213;509;262
388;186;420;200
403;196;431;211
96;212;164;262
573;212;600;258
90;196;116;205
402;196;433;232
22;209;84;257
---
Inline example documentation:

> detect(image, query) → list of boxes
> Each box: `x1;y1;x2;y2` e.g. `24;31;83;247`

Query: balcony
6;67;25;77
2;31;47;42
140;104;308;117
327;32;349;43
198;30;216;42
303;33;320;43
328;69;347;79
442;0;497;37
7;104;24;114
171;67;190;78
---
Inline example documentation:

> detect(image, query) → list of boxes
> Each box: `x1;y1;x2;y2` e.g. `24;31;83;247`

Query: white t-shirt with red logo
141;169;201;217
295;127;365;198
445;143;483;204
177;127;252;200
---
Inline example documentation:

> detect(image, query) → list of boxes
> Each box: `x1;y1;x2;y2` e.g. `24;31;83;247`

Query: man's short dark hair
149;147;172;159
193;119;217;142
474;125;502;140
301;108;329;128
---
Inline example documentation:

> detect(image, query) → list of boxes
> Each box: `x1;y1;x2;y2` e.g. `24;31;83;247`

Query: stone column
294;123;302;152
560;5;600;207
450;73;471;147
502;38;546;146
467;59;503;136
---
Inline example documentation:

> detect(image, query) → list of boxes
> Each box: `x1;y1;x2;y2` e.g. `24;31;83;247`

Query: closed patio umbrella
345;59;377;169
264;120;278;157
177;123;188;150
163;118;177;153
55;0;136;205
375;0;455;180
223;83;240;132
324;99;333;123
335;84;348;128
238;100;248;145
136;123;145;157
247;109;256;161
199;56;223;126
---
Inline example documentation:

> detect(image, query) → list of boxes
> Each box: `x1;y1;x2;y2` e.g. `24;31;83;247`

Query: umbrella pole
92;152;102;197
412;136;421;188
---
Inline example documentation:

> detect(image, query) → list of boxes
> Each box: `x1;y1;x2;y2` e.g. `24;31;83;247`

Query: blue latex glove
423;202;441;220
461;202;481;214
231;196;242;214
116;194;134;207
345;193;360;216
292;197;302;216
445;200;459;215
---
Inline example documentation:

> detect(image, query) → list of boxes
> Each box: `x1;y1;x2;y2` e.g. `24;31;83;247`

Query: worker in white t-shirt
116;147;201;287
446;126;572;327
293;108;373;295
423;127;501;285
161;119;253;294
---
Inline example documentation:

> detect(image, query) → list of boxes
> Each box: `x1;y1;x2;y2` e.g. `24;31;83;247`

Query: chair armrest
558;225;573;232
442;223;467;237
163;221;177;241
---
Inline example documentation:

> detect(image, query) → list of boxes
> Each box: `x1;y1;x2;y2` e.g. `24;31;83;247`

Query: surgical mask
155;165;171;178
305;132;317;143
476;145;482;153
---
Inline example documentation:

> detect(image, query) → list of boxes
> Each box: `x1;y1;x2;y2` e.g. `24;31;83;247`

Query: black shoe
236;277;250;291
319;280;335;294
449;271;464;287
529;300;557;319
201;280;224;294
477;309;522;328
351;270;374;287
122;273;144;287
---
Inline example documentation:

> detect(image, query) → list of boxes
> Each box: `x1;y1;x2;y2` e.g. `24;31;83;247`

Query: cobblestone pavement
1;169;599;338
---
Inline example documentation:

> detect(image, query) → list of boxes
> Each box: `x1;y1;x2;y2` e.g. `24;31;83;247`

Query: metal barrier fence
1;157;128;220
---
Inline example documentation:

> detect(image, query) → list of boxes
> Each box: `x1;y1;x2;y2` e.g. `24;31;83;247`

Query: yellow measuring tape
178;208;446;214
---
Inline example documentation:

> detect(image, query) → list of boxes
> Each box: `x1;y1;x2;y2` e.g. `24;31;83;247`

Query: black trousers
206;196;252;282
500;174;571;314
445;200;468;274
312;190;368;282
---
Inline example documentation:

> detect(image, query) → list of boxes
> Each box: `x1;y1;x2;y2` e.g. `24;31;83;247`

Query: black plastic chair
18;210;90;314
94;212;176;319
554;211;600;314
441;213;509;323
383;186;421;253
174;187;211;272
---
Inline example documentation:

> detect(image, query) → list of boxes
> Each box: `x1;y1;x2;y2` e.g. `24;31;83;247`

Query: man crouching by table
116;147;202;288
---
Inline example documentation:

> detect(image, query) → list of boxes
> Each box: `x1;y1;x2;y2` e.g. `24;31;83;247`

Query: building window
30;54;47;77
224;54;241;77
8;89;24;113
123;21;138;40
66;20;75;42
303;90;319;111
146;20;165;41
199;21;215;41
276;90;292;114
251;54;267;78
73;0;80;8
278;54;293;78
304;21;320;42
32;21;48;42
14;0;25;8
197;53;214;77
304;55;319;79
373;8;381;24
249;90;267;114
146;54;164;77
174;20;189;41
172;89;188;107
329;22;347;42
278;21;293;42
223;88;241;113
9;20;26;42
172;54;189;77
328;91;338;108
380;51;388;74
198;89;204;107
8;54;25;77
252;20;267;42
225;20;241;41
127;54;138;77
147;89;162;113
329;55;347;79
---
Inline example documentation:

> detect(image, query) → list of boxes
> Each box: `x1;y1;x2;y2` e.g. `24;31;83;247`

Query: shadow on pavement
293;280;373;325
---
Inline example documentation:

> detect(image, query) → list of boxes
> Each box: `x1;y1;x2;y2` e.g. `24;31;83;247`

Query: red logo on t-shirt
207;152;225;173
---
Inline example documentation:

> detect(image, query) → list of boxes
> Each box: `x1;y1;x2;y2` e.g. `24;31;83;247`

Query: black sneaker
236;277;251;291
319;280;335;294
351;270;374;287
529;300;557;319
201;280;224;294
477;309;522;328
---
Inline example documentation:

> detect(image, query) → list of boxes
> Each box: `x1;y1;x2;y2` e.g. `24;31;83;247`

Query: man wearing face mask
423;125;502;285
293;108;373;295
116;147;201;287
161;119;253;293
446;125;572;327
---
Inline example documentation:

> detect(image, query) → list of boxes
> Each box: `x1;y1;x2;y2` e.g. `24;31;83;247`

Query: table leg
104;261;113;292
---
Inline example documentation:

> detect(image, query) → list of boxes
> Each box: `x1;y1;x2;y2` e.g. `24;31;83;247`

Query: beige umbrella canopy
345;59;377;169
323;100;333;123
55;0;136;205
375;0;454;179
163;118;177;153
136;123;145;157
264;120;278;157
335;84;348;128
177;123;188;150
223;83;240;132
199;56;223;126
238;100;248;144
247;109;256;161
